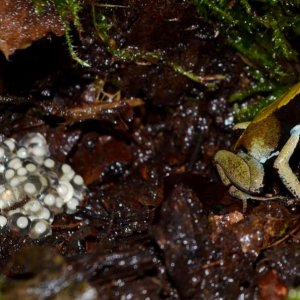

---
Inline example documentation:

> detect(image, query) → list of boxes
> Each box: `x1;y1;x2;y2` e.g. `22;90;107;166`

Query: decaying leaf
2;246;98;300
0;0;64;58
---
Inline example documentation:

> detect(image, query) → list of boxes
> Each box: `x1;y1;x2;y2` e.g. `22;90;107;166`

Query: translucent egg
0;143;12;165
8;213;30;236
29;219;51;239
0;133;86;239
0;215;7;227
4;138;17;152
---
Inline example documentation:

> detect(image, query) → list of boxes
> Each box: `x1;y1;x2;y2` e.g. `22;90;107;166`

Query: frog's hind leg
228;186;251;212
274;125;300;198
228;186;284;212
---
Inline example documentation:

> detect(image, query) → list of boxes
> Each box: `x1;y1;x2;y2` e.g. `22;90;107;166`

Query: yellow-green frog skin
214;82;300;208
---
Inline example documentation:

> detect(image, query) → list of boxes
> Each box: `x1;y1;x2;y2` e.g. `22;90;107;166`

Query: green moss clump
287;288;300;300
193;0;300;81
233;88;288;122
193;1;300;121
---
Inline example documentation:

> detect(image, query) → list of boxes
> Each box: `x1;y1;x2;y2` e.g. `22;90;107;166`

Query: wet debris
2;246;98;300
151;184;252;299
69;237;177;300
258;270;288;300
151;185;209;298
256;242;300;297
1;0;300;299
0;0;63;58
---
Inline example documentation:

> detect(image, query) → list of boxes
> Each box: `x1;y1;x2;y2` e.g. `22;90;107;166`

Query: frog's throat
259;150;279;164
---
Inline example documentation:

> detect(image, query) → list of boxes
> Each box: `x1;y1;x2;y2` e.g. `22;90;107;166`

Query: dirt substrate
0;1;300;299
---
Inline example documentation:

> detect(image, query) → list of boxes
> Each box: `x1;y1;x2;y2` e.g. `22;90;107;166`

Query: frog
214;82;300;210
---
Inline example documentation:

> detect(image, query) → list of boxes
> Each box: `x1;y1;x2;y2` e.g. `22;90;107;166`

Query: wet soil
0;1;299;299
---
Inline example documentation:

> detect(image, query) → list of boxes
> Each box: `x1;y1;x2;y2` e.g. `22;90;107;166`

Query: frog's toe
290;124;300;136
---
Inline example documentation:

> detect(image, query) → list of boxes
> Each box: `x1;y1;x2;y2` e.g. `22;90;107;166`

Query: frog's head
234;114;280;164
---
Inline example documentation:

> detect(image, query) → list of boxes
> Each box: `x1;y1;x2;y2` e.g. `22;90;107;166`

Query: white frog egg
44;158;55;169
0;132;86;239
8;158;22;170
29;219;51;239
66;198;80;214
17;147;28;159
57;181;74;203
0;215;7;227
4;138;16;152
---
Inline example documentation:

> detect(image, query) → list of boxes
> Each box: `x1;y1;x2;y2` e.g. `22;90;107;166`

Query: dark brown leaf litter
0;0;300;299
0;0;64;58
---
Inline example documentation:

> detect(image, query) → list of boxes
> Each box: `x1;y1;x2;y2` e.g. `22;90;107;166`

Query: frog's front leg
274;125;300;197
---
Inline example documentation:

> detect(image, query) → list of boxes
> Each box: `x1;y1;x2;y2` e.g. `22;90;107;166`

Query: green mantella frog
214;82;300;209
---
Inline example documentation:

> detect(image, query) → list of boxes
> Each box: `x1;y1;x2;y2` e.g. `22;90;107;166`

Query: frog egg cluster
0;133;86;239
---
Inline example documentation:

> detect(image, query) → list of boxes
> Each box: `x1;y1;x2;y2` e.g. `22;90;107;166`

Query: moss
234;86;290;122
34;0;300;121
32;0;90;66
287;288;300;300
92;1;300;121
193;0;300;80
193;1;300;121
229;68;277;103
91;6;226;87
